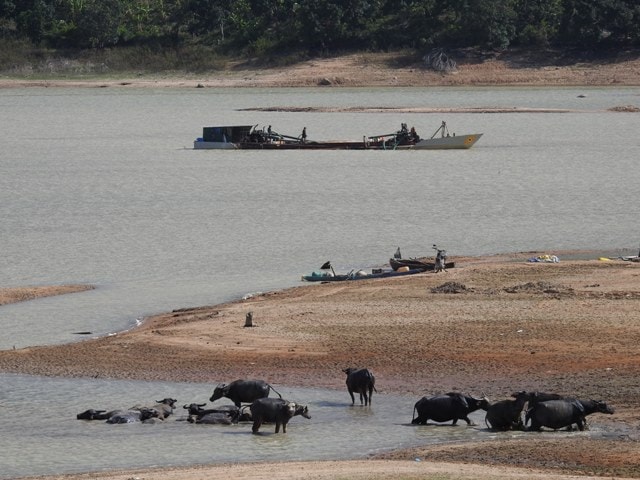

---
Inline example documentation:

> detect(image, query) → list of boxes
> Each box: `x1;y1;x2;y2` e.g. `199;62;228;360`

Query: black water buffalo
412;392;490;425
149;398;177;419
210;380;282;408
343;367;377;406
527;398;614;431
526;391;565;407
106;408;159;424
78;397;176;423
128;397;177;420
250;397;311;434
183;403;242;424
77;408;159;423
189;412;236;424
77;409;113;420
485;391;529;431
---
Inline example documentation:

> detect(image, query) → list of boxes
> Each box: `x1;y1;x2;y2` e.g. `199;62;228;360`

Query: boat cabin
194;125;254;149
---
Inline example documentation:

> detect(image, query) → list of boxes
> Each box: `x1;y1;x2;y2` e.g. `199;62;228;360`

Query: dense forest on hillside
1;0;639;73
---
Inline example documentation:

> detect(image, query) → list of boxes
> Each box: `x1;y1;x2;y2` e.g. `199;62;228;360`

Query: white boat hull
411;133;483;149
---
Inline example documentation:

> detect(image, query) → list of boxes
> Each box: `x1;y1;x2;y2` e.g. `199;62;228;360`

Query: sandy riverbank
2;50;640;89
3;251;640;479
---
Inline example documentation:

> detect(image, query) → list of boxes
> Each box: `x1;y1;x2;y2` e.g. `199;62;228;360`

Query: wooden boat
301;261;427;282
389;257;455;271
193;122;481;150
390;245;455;271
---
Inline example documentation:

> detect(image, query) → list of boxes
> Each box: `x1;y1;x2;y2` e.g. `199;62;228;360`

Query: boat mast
430;121;450;139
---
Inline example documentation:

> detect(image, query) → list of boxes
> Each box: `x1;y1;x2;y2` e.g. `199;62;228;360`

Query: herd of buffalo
76;368;614;434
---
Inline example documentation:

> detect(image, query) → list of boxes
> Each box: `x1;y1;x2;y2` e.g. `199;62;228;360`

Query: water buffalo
210;380;282;408
128;397;177;420
250;397;311;434
526;391;565;407
106;408;159;424
412;392;490;425
78;397;176;423
77;409;112;420
485;391;529;431
77;408;159;423
189;412;236;424
183;403;241;424
149;398;177;419
343;367;377;406
527;398;614;431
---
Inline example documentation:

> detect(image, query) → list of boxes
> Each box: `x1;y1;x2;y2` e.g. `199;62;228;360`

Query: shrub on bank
0;40;226;77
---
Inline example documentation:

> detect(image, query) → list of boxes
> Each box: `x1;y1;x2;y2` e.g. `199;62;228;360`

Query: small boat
301;261;426;282
389;257;455;271
193;122;482;150
390;245;455;271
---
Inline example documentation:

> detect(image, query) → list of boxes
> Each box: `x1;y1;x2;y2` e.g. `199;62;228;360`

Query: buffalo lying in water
183;402;252;424
77;408;159;423
77;397;176;424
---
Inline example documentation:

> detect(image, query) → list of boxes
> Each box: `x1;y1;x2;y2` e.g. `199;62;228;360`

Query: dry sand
2;50;640;89
2;251;640;479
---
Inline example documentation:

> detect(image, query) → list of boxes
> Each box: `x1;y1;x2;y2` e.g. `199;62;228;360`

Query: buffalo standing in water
250;397;311;434
485;391;529;431
343;367;377;406
210;379;282;408
412;392;489;425
527;398;614;431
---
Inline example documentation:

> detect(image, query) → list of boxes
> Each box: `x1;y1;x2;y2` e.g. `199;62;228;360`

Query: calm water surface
0;86;638;477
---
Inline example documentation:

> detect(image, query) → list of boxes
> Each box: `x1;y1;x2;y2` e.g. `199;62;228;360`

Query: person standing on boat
301;127;307;143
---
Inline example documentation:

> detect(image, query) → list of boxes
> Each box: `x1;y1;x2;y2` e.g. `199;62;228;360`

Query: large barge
193;121;482;150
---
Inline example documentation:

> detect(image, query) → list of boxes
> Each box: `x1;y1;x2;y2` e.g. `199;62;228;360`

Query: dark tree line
1;0;638;53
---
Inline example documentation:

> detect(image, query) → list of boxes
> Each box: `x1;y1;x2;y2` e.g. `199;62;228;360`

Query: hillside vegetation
1;0;639;76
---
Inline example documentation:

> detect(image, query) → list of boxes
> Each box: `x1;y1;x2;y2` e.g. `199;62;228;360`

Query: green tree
15;0;54;43
513;0;562;46
180;0;226;38
73;0;122;48
382;0;455;49
293;0;384;52
0;0;15;18
557;0;640;46
454;0;517;49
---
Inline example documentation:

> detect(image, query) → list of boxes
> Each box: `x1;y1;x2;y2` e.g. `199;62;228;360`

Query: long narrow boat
194;122;482;150
389;257;456;271
302;266;427;282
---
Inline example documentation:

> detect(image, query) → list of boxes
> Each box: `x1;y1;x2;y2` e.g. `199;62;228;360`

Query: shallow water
0;86;638;477
0;373;618;479
0;374;485;478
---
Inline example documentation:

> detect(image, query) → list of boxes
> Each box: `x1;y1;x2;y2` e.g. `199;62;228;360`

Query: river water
0;86;639;478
